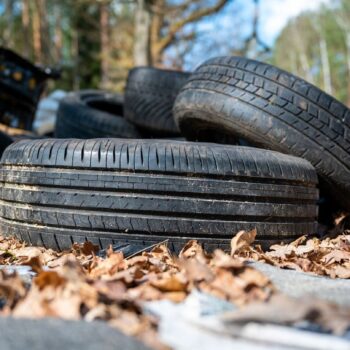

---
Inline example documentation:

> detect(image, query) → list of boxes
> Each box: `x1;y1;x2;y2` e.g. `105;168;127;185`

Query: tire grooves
0;165;316;187
0;200;317;222
0;217;315;239
0;182;318;204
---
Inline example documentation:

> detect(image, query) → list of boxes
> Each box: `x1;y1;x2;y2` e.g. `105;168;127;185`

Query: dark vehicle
0;48;60;130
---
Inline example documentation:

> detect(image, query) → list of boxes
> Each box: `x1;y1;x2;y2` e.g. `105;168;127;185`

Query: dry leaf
321;250;350;265
179;240;207;260
222;293;350;335
34;271;66;290
230;229;257;255
150;273;187;292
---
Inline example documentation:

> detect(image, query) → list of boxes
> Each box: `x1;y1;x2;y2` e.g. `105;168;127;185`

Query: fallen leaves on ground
232;230;350;279
0;236;274;349
0;232;349;349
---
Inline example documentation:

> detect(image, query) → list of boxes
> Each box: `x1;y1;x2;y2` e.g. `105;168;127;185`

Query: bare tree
319;37;332;94
311;17;333;94
54;2;63;63
32;0;42;62
335;7;350;106
3;0;14;47
35;0;50;64
243;0;270;58
100;0;110;88
291;20;314;84
133;0;230;66
151;0;230;65
134;0;152;65
21;0;31;58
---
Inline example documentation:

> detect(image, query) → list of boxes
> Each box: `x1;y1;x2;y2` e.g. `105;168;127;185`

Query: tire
0;131;13;156
55;90;141;139
0;138;318;252
174;56;350;210
125;67;190;136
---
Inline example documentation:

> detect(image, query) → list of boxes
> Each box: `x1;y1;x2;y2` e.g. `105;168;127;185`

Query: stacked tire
124;67;190;136
55;90;141;139
1;57;349;252
173;57;350;211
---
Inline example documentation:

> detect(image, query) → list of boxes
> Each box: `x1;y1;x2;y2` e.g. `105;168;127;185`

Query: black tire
125;67;190;136
0;138;318;252
174;56;350;210
55;90;141;139
0;131;13;156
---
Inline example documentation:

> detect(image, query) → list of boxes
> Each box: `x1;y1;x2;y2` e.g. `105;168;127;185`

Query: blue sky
177;0;331;69
257;0;330;45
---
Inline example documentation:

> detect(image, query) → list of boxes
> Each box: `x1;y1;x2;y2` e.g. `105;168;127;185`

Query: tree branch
154;0;230;55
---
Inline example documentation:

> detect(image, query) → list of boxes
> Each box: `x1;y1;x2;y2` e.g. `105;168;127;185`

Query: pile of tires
55;90;141;139
1;57;349;252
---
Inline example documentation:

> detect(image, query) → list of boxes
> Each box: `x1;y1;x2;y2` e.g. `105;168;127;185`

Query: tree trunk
72;30;80;91
4;0;14;47
299;52;314;84
335;14;350;106
291;25;313;84
54;3;63;63
320;37;332;95
344;32;350;107
133;0;151;66
36;0;50;64
100;1;110;89
150;0;165;65
32;0;42;63
21;0;31;59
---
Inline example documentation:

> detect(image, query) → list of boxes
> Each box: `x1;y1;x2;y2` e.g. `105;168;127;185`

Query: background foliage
0;0;349;106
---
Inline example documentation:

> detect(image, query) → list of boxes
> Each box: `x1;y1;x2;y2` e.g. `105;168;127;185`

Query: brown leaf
34;271;66;290
12;246;59;266
151;273;187;293
46;253;77;269
0;271;27;308
222;293;350;335
200;269;248;304
211;249;244;269
93;280;127;302
230;229;257;256
266;243;294;259
332;265;350;279
179;240;207;260
148;244;173;262
23;256;43;273
289;235;307;247
89;251;125;278
162;291;187;303
79;241;99;256
321;249;350;265
12;246;43;260
237;267;272;288
106;266;144;285
181;257;214;283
